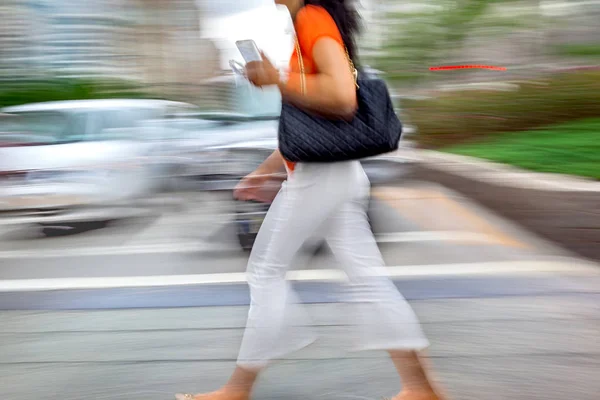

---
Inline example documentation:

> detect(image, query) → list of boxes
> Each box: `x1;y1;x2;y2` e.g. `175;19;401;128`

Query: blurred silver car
164;114;281;191
0;99;197;229
161;72;417;191
172;111;417;191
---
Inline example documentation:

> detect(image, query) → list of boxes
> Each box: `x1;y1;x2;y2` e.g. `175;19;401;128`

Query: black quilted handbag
278;40;403;163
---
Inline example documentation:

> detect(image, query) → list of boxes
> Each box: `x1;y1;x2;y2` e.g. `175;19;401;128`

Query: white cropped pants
237;161;429;368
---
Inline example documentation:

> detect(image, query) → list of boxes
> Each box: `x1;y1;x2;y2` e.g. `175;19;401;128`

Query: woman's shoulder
296;5;342;41
297;5;335;25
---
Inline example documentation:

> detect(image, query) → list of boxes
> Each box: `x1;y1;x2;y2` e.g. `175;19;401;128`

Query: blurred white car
0;99;196;229
165;72;418;191
171;113;417;190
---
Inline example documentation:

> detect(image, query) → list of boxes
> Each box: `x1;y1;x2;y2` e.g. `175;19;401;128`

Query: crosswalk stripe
0;259;596;292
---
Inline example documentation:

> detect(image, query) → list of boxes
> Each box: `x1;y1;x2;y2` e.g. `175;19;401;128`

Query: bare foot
175;388;250;400
390;389;446;400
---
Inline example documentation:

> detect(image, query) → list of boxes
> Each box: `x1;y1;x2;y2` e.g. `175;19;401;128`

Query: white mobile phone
229;59;245;76
236;40;262;63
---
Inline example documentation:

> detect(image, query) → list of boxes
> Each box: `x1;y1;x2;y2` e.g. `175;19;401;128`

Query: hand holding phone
236;40;262;63
235;40;280;88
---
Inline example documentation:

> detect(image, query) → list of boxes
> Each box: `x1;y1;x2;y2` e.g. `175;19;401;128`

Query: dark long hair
303;0;362;64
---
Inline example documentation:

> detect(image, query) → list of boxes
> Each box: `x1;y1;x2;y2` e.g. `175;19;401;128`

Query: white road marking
0;231;508;259
376;231;495;243
0;242;237;259
0;259;597;292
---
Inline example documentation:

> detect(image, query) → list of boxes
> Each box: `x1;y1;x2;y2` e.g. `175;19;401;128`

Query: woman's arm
255;149;285;175
233;149;285;200
279;38;358;118
246;38;357;119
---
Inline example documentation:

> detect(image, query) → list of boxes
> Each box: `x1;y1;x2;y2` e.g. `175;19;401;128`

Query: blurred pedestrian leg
178;163;444;400
239;161;429;362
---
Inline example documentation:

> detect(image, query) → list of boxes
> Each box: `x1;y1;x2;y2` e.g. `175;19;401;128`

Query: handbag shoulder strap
294;37;358;95
294;38;308;95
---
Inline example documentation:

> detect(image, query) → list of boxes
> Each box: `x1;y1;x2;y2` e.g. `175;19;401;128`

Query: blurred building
0;0;46;81
133;0;221;102
0;0;138;81
45;12;138;80
0;0;221;103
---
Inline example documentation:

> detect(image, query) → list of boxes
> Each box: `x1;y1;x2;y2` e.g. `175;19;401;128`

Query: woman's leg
324;172;444;399
388;351;444;400
178;166;345;400
236;180;323;369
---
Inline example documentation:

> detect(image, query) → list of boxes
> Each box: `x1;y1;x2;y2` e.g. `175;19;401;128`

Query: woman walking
177;1;446;399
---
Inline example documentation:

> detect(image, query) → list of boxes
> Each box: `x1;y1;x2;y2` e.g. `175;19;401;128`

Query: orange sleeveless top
283;5;345;173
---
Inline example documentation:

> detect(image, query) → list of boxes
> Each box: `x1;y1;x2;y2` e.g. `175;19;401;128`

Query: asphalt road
1;180;599;400
0;181;570;280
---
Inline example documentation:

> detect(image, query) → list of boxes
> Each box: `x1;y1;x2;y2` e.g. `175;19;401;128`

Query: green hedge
0;78;150;108
444;118;600;180
404;70;600;147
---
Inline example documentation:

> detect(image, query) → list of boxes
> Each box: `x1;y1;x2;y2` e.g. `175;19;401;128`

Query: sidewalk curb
409;150;600;262
415;150;600;192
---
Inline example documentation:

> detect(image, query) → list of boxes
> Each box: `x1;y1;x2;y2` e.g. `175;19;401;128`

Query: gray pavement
2;297;600;400
0;181;599;399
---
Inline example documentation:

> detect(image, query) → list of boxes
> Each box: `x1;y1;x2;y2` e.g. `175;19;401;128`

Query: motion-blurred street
1;180;599;400
2;0;600;399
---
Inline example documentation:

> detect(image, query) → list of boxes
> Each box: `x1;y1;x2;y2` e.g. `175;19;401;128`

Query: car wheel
237;232;256;252
79;220;109;230
235;200;270;251
40;224;77;237
39;221;108;237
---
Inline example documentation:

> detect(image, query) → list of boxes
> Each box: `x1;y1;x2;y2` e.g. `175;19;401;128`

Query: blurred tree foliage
368;0;534;88
553;44;600;59
444;117;600;179
405;69;600;147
